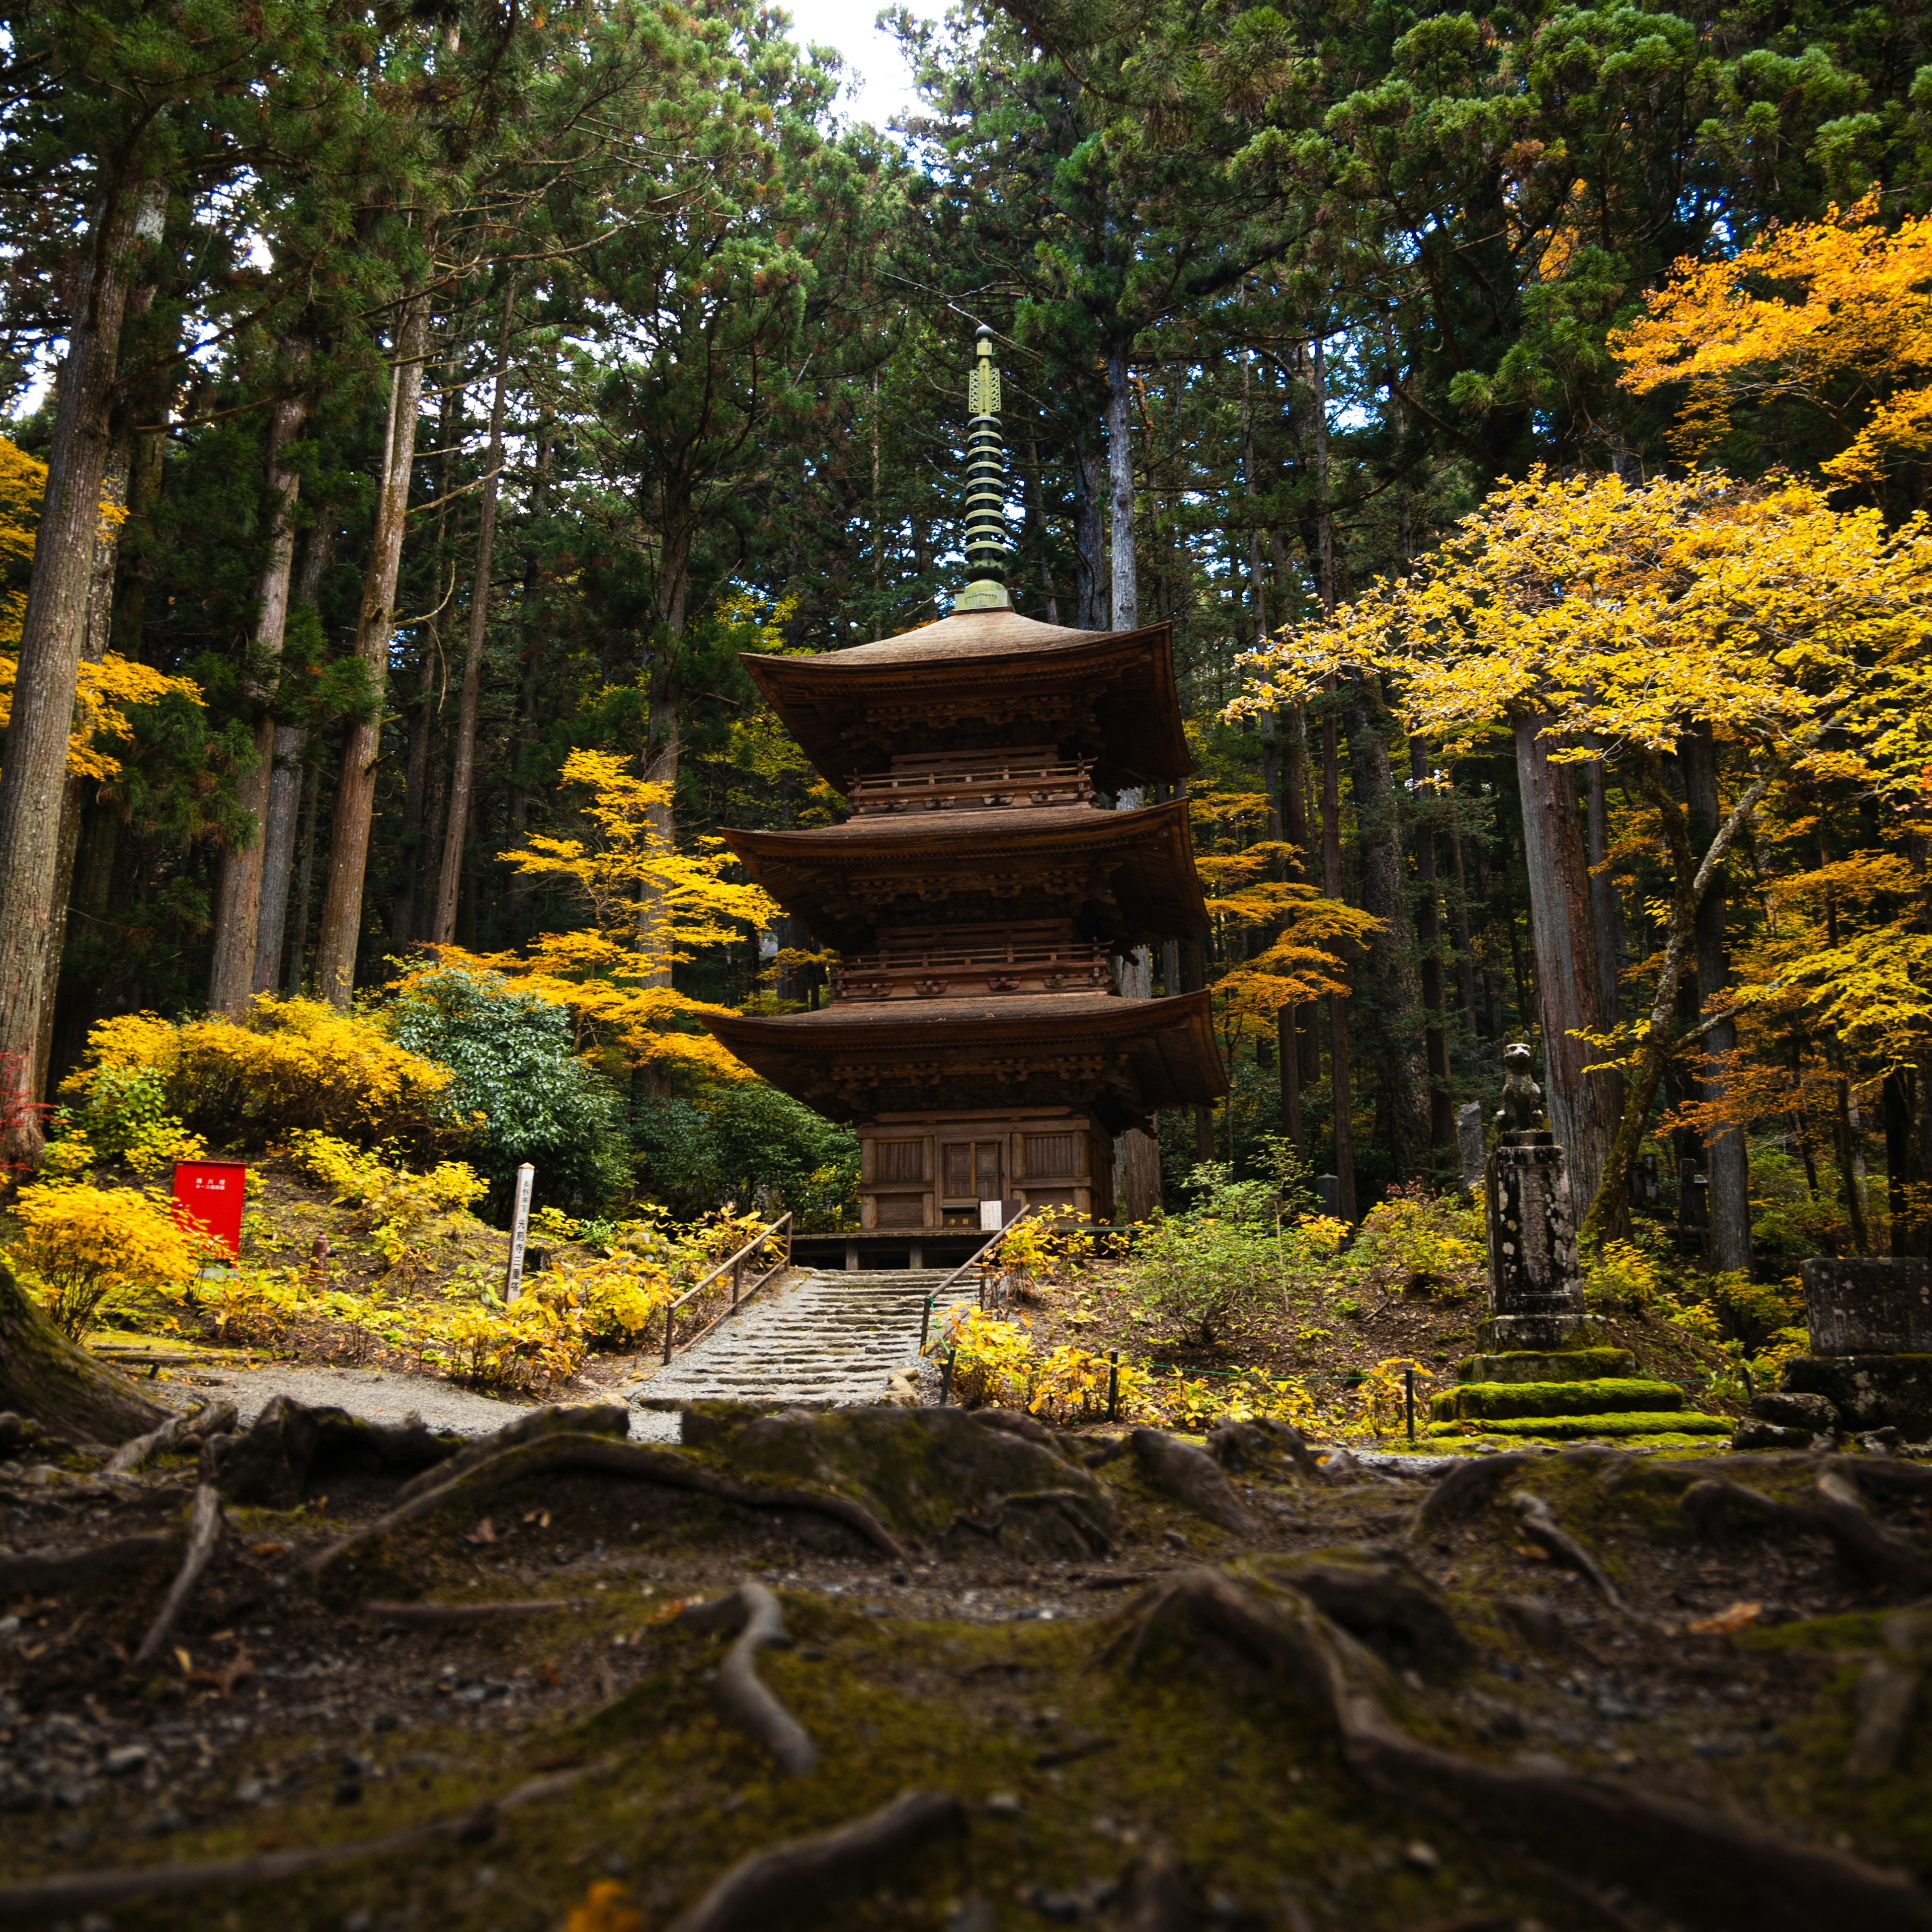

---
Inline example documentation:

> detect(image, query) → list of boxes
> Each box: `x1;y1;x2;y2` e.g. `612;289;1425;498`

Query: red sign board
172;1160;248;1260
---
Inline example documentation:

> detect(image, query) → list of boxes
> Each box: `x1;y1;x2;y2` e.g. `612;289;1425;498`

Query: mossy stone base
1781;1354;1932;1436
1429;1378;1685;1422
1424;1410;1732;1440
1455;1347;1637;1386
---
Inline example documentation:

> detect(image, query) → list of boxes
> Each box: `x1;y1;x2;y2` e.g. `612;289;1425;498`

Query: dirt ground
3;1394;1928;1932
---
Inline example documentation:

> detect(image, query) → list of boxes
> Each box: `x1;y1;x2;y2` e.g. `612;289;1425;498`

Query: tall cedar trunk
1584;758;1624;1015
1682;725;1751;1271
637;505;694;989
1074;444;1105;626
287;746;325;993
1345;678;1430;1177
1908;834;1932;1258
1284;698;1319;1096
1512;712;1622;1234
314;290;430;1006
1409;741;1455;1150
432;279;515;946
33;437;126;1092
0;177;151;1158
1321;693;1356;1219
1448;809;1482;1037
252;518;332;992
1103;354;1159;1215
209;382;308;1013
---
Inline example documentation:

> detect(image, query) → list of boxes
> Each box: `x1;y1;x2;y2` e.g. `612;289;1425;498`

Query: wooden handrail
929;1202;1042;1310
661;1212;793;1365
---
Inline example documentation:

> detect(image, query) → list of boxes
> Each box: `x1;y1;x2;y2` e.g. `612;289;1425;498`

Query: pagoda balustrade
846;750;1093;817
830;938;1117;1004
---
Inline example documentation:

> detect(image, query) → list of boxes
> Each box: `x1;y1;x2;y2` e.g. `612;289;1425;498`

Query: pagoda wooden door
939;1136;1005;1229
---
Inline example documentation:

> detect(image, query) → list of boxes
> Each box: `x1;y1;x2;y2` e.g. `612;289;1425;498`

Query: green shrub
385;967;630;1222
631;1081;858;1229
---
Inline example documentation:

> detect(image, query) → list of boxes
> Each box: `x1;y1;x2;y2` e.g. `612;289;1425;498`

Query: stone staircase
628;1268;979;1412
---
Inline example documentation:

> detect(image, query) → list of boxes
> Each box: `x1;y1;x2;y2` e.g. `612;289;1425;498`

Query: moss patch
1425;1410;1731;1439
1430;1377;1686;1421
1453;1347;1638;1385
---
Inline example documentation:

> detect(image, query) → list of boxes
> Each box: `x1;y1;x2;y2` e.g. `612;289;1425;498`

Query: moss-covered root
301;1432;909;1578
1509;1490;1625;1611
1681;1468;1932;1593
663;1790;964;1932
1131;1427;1257;1534
1113;1564;1932;1932
1415;1452;1534;1530
677;1582;818;1777
0;1256;165;1445
0;1765;600;1925
392;1401;628;1502
132;1482;223;1668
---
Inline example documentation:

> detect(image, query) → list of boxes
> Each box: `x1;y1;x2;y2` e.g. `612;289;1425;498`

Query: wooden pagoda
704;328;1226;1233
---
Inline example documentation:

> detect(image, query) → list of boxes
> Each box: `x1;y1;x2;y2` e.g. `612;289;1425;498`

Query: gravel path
148;1362;680;1441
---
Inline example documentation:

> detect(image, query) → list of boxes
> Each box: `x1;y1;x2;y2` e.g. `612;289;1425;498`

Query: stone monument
1776;1257;1932;1439
1427;1044;1726;1442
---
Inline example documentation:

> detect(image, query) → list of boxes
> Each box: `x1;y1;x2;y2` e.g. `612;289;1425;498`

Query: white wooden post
505;1163;536;1301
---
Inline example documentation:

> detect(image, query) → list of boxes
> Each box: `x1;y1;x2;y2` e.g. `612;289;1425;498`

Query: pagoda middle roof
743;608;1191;796
721;797;1208;952
702;988;1227;1129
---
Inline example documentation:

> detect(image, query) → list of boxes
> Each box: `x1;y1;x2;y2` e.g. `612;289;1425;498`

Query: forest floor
2;1397;1929;1932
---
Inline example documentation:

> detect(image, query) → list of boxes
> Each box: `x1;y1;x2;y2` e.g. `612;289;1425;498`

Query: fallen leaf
564;1880;642;1932
174;1647;194;1674
251;1542;289;1558
538;1509;551;1528
463;1516;499;1546
1687;1601;1763;1636
536;1659;561;1686
1512;1542;1550;1562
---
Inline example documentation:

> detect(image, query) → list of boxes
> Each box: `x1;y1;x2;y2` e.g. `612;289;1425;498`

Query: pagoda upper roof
721;797;1207;952
743;609;1191;796
703;988;1226;1130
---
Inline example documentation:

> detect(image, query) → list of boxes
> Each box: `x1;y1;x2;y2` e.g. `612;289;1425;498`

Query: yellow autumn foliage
0;435;202;779
65;999;460;1156
422;747;778;1081
1611;192;1932;483
9;1180;219;1337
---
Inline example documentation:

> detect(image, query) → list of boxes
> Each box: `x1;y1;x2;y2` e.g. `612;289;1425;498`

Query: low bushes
62;1000;457;1158
8;1181;219;1337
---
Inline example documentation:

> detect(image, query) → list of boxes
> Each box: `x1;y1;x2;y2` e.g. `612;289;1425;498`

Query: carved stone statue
1498;1042;1544;1134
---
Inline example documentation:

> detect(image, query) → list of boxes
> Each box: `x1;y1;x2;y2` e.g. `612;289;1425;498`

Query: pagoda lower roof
742;610;1190;796
720;798;1207;952
702;989;1227;1129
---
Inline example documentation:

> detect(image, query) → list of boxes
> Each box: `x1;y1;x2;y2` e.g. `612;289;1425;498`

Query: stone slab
1430;1378;1685;1423
1800;1258;1932;1355
1782;1354;1932;1437
1456;1348;1636;1385
1425;1411;1731;1440
1477;1313;1608;1352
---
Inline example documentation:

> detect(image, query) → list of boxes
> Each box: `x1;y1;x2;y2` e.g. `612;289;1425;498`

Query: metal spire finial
956;324;1012;612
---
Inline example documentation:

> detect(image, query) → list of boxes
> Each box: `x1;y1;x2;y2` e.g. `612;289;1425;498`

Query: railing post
732;1254;741;1310
920;1294;933;1354
939;1348;956;1406
1108;1351;1119;1423
1405;1367;1416;1443
664;1303;674;1365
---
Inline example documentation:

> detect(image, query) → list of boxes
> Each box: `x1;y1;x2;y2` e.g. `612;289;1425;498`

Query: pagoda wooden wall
858;1106;1114;1231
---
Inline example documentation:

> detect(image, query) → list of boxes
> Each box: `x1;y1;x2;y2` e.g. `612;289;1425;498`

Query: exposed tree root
105;1400;236;1476
1110;1564;1930;1932
1681;1471;1932;1592
0;1764;600;1924
304;1432;909;1577
0;1533;177;1600
133;1484;223;1669
1510;1492;1625;1610
677;1581;818;1776
1205;1416;1321;1480
1847;1659;1919;1782
1131;1428;1257;1534
391;1402;627;1502
360;1597;590;1628
1416;1454;1533;1529
942;1488;1113;1556
662;1789;965;1932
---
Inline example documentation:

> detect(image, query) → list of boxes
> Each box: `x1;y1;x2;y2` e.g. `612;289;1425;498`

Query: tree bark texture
433;280;514;947
1408;742;1455;1151
252;519;331;994
1106;345;1137;631
209;383;308;1014
0;179;151;1156
1512;713;1622;1233
0;1257;164;1442
1320;690;1356;1221
1074;446;1106;629
1114;786;1162;1219
1345;679;1430;1178
1682;725;1751;1272
314;292;430;1007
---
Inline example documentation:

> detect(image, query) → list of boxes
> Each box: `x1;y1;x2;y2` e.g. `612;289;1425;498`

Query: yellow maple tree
1611;192;1932;484
425;747;779;1080
0;435;201;779
1229;465;1932;1245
